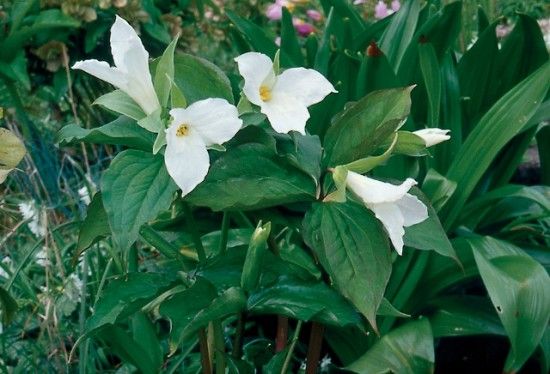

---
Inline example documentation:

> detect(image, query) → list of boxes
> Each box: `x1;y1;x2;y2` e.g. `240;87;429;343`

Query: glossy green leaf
101;150;177;250
57;116;155;152
303;201;391;331
443;62;550;229
474;251;550;371
131;312;162;371
347;319;434;374
323;87;413;166
248;277;362;328
93;90;146;121
356;46;399;99
421;168;457;212
379;0;421;69
418;42;440;127
187;143;317;211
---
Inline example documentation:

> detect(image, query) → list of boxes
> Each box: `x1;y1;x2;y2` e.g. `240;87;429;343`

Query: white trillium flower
235;52;336;134
165;98;242;197
413;128;450;147
345;171;428;255
72;16;160;115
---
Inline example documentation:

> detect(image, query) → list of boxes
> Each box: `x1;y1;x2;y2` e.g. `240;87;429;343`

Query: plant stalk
276;316;289;352
305;323;325;374
281;320;303;374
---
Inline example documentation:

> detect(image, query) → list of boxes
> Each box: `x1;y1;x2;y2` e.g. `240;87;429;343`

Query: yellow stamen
259;85;272;101
176;124;189;137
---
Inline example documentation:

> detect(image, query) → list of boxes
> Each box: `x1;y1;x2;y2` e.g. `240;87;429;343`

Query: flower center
259;85;272;101
176;124;190;137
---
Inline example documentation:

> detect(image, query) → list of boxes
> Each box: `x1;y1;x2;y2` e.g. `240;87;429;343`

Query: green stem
139;224;191;269
199;329;212;374
280;320;303;374
218;212;230;255
213;320;226;374
232;312;246;359
183;203;207;264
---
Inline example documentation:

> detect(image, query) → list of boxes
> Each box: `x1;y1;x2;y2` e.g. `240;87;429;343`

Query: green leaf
241;222;271;292
76;192;110;255
131;312;162;371
247;277;362;328
323;87;413;166
172;53;234;104
275;132;323;185
457;22;499;130
97;325;158;374
93;90;146;121
303;201;391;331
187;143;317;211
57;117;155;151
421;168;457;212
280;8;304;67
428;296;505;338
403;187;458;262
0;285;18;325
356;45;399;99
154;37;178;109
160;279;246;350
418;42;441;127
86;272;176;333
474;251;550;372
101;150;177;250
346;319;434;374
379;0;421;69
442;62;550;229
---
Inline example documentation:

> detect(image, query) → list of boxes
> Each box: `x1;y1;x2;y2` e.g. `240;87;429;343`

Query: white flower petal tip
413;128;451;147
235;52;336;134
345;171;428;255
72;16;160;116
165;99;242;197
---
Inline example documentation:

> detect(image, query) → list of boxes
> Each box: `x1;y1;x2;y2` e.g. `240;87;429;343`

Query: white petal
72;59;127;90
274;67;336;107
0;169;11;184
110;16;159;115
346;172;417;204
413;128;450;147
370;202;406;255
165;130;210;197
234;52;276;106
260;92;310;134
169;99;242;146
396;193;429;227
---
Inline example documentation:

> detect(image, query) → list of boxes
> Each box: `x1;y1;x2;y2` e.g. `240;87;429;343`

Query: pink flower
265;0;295;21
306;9;323;22
293;18;315;36
374;1;389;19
391;0;400;11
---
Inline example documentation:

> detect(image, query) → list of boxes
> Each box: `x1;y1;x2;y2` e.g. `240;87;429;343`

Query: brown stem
275;316;289;352
199;329;212;374
305;322;325;374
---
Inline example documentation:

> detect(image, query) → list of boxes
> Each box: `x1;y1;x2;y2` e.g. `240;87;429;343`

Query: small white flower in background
18;201;46;238
320;355;332;370
346;171;428;255
235;52;336;134
165;98;242;197
72;16;160;115
413;128;451;147
78;186;92;205
35;246;50;267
